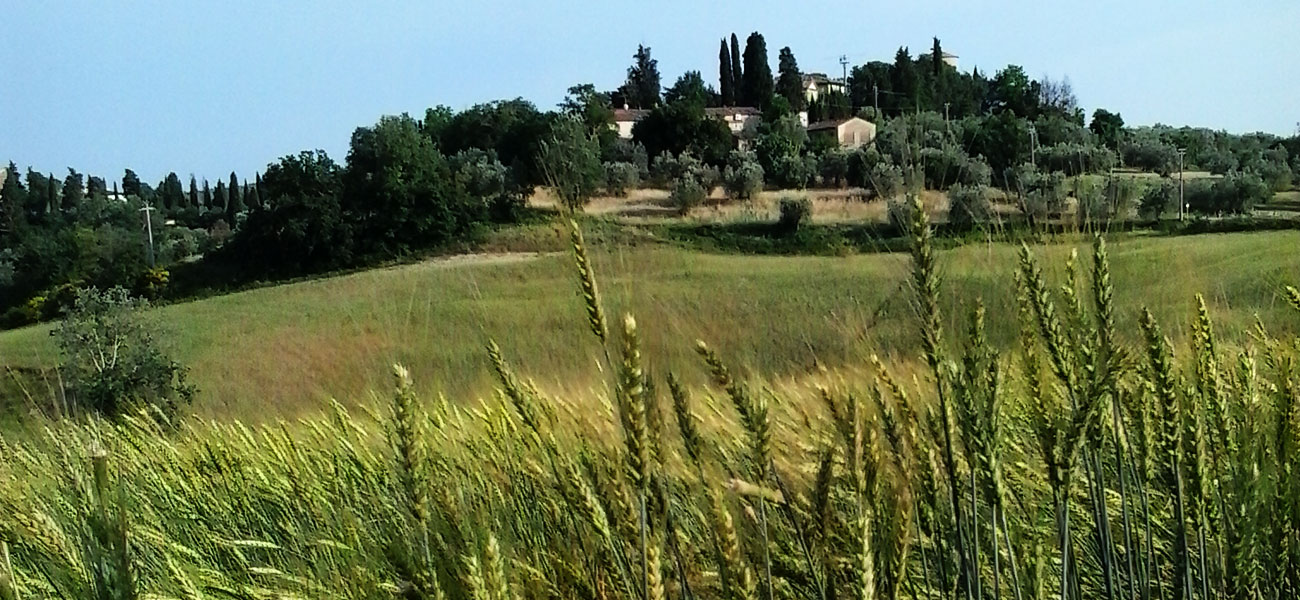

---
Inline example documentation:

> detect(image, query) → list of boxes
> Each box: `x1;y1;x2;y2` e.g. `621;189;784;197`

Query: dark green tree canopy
729;34;743;102
664;71;715;108
62;168;84;212
1090;109;1125;150
775;46;804;111
719;39;735;107
623;45;662;109
741;32;772;107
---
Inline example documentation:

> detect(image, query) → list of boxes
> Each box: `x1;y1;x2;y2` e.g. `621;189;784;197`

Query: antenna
838;54;849;86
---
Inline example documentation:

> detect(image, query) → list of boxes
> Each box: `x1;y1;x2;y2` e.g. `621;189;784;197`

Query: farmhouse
801;73;846;102
807;116;877;149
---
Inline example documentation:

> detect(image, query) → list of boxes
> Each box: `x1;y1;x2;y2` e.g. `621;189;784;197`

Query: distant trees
62;169;84;212
122;169;142;198
160;172;185;210
663;71;714;107
632;102;733;165
741;32;772;107
730;34;743;103
227;172;243;219
623;45;662;109
1090;109;1125;150
188;176;199;208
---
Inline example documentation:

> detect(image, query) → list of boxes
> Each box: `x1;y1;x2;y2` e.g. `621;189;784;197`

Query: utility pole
140;204;156;268
943;102;951;128
1176;148;1186;222
839;54;849;91
873;83;879;114
1028;125;1038;167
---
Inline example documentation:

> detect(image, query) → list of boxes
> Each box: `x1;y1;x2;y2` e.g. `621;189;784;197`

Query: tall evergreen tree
87;176;107;199
741;32;773;108
122;169;142;197
25;170;49;216
931;37;944;76
202;180;212;209
188;175;199;209
719;39;735;106
46;173;59;214
255;173;265;208
228;172;243;215
61;168;84;212
622;45;661;109
161;172;185;210
214;180;229;217
0;163;26;233
775;46;804;111
729;34;743;103
891;47;919;113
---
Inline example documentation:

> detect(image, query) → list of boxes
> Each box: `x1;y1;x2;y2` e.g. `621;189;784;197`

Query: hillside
4;227;1300;423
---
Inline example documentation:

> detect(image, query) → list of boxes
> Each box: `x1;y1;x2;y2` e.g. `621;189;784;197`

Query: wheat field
3;204;1300;599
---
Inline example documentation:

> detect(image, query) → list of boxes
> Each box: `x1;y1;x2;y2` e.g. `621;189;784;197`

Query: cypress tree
729;34;743;104
188;175;199;208
719;39;735;106
741;32;773;108
255;173;265;208
215;180;229;218
247;174;262;209
46;173;59;214
87;176;107;199
775;46;804;111
202;180;211;209
122;169;142;197
228;172;243;217
61;168;84;212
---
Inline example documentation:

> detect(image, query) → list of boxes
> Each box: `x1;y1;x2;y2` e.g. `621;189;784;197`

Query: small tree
723;150;764;200
670;175;706;215
948;184;992;227
777;196;812;233
604;162;640;197
54;287;193;420
539;117;603;211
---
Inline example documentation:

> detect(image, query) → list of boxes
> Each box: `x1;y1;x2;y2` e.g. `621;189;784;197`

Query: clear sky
2;1;1296;184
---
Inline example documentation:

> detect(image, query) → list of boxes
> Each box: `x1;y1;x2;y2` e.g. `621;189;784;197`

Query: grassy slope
3;228;1299;422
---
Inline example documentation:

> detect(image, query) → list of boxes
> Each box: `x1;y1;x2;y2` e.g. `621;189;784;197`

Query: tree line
3;32;1297;328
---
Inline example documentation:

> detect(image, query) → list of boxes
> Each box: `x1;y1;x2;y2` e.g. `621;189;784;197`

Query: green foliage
947;184;992;227
1038;142;1118;176
722;151;764;200
436;98;554;186
539;117;604;211
53;286;192;419
604;162;640;197
1089;108;1124;149
754;113;809;188
632;102;733;166
1186;171;1271;215
919;144;992;190
670;174;707;215
719;39;735;107
775;46;803;111
1006;163;1067;221
817;150;849;188
602;139;650;180
1138;180;1176;219
61;168;83;213
622;44;661;109
741;32;772;107
776;196;811;232
846;147;884;188
868;162;904;200
663;71;715;108
1121;134;1179;176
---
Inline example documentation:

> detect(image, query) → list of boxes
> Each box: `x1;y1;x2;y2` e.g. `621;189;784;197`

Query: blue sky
2;1;1296;184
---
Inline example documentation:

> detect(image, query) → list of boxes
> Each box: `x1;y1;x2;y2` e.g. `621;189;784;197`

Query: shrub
722;154;764;201
947;184;992;227
53;287;193;419
1006;164;1068;220
868;162;905;200
846;147;884;188
604;162;640;197
1120;136;1178;175
1186;171;1271;215
1138;181;1176;219
1038;143;1118;176
670;175;707;216
776;196;812;232
818;151;849;188
539;117;604;211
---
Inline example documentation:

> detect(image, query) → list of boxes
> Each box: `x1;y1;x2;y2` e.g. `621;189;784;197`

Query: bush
722;153;764;200
919;146;990;190
868;162;905;200
539;117;604;211
818;151;849;188
777;197;812;232
604;162;640;197
1006;164;1068;220
846;147;884;188
1121;136;1178;175
1186;171;1271;215
1038;143;1118;176
670;175;707;216
1138;181;1176;219
53;287;193;419
947;185;992;227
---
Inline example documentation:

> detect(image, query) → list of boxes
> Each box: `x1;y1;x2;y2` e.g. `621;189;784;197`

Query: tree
247;174;262;209
539;117;604;211
0;163;26;233
623;45;661;109
632;102;734;165
227;172;243;218
188;176;199;208
87;176;107;200
891;47;919;113
664;71;712;108
438;99;554;186
122;169;142;198
1089;109;1125;150
741;32;772;107
561;83;615;133
46;172;60;214
776;46;804;111
202;180;212;209
214;180;229;215
161;172;185;210
719;39;735;106
987;65;1040;118
730;34;744;103
62;168;84;212
931;37;944;77
1038;75;1080;122
54;287;193;419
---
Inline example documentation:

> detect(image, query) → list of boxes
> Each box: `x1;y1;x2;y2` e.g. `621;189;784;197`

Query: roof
806;118;853;131
612;106;761;122
942;52;959;59
807;116;873;132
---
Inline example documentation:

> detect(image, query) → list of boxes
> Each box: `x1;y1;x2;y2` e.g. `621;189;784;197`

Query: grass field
4;224;1300;424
